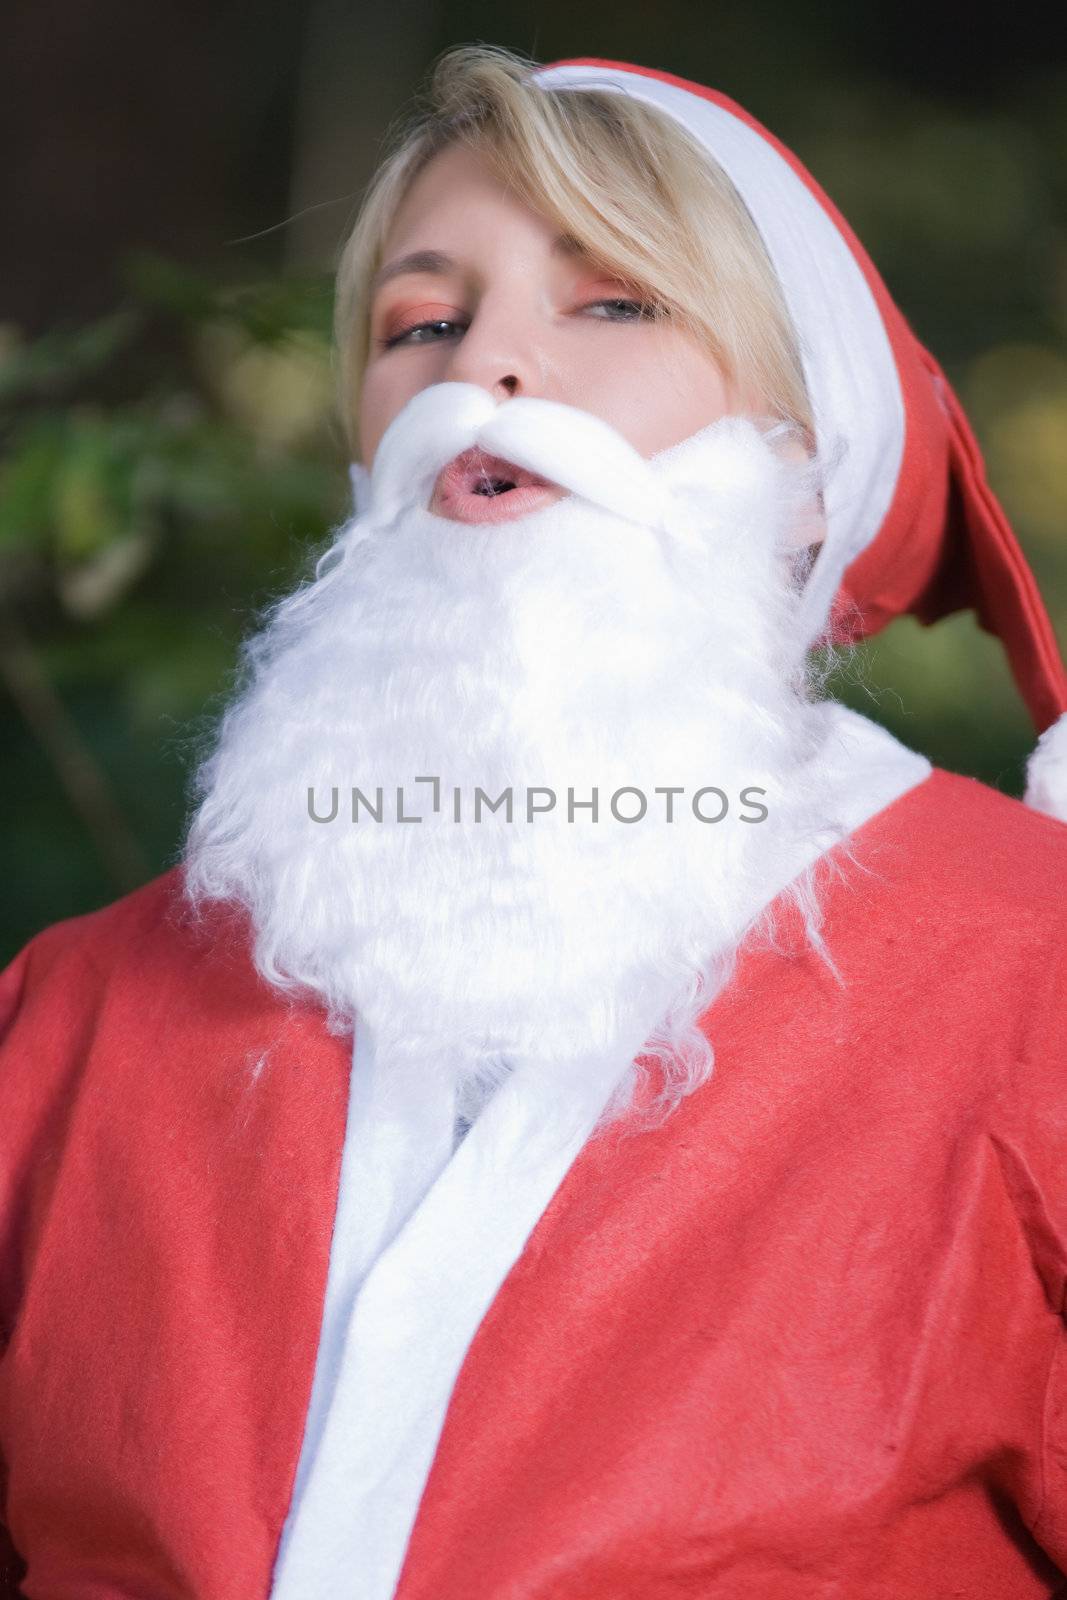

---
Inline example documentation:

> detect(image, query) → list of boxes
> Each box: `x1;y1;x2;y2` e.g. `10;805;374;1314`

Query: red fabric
542;58;1067;734
0;886;353;1599
1;768;1067;1596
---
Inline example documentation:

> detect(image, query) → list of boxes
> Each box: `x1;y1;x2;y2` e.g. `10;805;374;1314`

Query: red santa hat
529;57;1067;823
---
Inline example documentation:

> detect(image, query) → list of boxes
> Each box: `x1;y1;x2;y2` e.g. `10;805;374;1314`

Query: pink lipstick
430;447;565;524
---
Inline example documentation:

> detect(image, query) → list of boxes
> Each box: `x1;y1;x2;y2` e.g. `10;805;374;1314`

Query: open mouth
431;447;563;523
474;476;518;496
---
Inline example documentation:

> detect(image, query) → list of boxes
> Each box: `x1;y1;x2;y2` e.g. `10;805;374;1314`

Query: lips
434;447;551;502
429;446;564;525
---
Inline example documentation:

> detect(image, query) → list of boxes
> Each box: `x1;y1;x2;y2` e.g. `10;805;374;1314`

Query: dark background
3;0;1067;962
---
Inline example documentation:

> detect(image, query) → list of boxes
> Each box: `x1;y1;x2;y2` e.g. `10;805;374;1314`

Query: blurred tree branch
0;594;148;890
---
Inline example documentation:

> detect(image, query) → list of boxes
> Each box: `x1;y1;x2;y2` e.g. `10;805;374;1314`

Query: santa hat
521;58;1067;823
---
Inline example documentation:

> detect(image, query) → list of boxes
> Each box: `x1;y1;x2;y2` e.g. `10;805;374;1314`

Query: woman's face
358;141;762;486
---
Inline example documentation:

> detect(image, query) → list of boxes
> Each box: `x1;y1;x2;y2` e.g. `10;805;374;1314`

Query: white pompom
1024;710;1067;823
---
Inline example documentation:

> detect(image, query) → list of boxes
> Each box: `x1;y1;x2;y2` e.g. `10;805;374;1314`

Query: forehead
382;142;562;255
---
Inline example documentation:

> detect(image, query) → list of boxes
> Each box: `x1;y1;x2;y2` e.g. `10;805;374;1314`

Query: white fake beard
181;383;849;1133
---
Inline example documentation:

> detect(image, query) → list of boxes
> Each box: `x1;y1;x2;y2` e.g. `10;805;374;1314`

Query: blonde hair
334;43;813;463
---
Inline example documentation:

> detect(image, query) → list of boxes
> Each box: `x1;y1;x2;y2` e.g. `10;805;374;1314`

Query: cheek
357;363;409;466
358;340;459;464
587;343;734;458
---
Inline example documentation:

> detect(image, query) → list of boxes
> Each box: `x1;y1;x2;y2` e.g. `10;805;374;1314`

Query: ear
787;539;824;589
787;499;827;554
764;429;827;553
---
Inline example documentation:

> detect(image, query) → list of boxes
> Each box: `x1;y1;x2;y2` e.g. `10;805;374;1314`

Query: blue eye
585;297;660;322
380;317;465;351
378;297;664;353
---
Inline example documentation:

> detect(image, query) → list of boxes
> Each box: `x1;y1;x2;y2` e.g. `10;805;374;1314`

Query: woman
2;43;1066;1600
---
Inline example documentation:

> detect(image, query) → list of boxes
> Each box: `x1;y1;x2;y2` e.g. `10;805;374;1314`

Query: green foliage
0;253;349;957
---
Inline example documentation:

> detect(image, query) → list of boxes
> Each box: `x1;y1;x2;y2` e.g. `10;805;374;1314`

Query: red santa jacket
1;764;1067;1598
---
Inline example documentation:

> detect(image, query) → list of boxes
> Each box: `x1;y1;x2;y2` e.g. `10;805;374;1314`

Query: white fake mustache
350;381;668;531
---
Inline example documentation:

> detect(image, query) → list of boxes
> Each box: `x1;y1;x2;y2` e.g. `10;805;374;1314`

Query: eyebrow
370;231;587;296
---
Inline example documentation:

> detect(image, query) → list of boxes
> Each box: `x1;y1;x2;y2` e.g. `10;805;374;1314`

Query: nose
440;295;542;402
